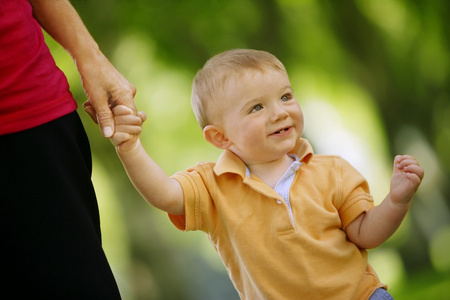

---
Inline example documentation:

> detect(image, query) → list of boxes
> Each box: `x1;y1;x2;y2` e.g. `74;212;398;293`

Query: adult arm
29;0;136;138
346;155;424;249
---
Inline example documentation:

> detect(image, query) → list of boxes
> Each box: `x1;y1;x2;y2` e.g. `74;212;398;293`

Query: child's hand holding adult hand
110;105;147;153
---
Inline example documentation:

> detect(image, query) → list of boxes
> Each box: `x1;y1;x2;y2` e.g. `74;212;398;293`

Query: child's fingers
115;114;143;126
110;132;132;146
395;155;419;170
115;124;142;135
405;171;422;190
393;155;424;182
403;164;424;181
395;154;416;164
111;106;145;151
113;105;135;116
137;111;147;123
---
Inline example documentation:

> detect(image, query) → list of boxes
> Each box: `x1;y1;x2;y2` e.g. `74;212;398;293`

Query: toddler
110;49;423;300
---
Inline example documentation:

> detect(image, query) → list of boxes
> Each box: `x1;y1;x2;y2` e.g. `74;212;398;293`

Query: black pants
0;112;121;299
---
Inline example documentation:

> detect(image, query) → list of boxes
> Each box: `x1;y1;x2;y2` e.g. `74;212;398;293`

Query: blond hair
191;49;286;129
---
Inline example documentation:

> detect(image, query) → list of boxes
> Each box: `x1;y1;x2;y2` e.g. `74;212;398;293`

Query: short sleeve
337;158;375;229
168;163;218;233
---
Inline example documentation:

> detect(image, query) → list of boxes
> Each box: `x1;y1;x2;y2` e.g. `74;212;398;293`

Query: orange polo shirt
169;139;386;299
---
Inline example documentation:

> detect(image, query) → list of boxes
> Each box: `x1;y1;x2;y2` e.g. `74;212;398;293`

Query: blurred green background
46;0;450;299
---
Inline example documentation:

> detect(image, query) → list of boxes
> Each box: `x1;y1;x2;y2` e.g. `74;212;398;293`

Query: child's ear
203;125;231;149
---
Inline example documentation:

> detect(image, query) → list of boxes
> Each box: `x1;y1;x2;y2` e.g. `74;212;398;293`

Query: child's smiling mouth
271;126;292;135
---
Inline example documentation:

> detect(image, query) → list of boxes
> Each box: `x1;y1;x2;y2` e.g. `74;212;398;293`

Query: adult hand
80;53;136;138
28;0;135;138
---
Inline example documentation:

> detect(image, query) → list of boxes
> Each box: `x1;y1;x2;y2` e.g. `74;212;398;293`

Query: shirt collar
213;138;314;178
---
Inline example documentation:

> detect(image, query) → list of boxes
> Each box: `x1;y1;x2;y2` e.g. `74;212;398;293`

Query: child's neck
247;154;295;188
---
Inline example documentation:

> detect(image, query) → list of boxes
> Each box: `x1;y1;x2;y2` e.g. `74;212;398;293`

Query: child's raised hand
110;105;147;153
389;155;424;206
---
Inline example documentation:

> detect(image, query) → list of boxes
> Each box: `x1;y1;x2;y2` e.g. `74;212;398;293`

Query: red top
0;0;77;135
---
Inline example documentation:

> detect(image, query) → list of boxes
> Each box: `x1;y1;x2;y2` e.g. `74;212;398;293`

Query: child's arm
345;155;424;249
111;105;185;215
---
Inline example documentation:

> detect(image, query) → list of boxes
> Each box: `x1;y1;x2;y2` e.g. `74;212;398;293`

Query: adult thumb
95;103;115;138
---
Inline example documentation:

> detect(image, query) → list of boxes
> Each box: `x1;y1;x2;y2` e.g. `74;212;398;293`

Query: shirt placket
274;160;302;226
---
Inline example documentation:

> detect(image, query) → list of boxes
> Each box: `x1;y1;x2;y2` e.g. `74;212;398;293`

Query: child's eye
281;94;292;102
250;104;263;113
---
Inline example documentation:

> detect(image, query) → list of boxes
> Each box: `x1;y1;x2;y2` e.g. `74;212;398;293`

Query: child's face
218;68;303;165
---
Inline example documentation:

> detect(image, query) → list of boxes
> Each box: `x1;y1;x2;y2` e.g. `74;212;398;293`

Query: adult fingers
82;100;98;124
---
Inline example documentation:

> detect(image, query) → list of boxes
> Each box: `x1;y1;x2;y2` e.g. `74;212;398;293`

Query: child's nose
270;104;289;122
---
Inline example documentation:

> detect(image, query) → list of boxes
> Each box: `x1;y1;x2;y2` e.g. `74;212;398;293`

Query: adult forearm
29;0;100;60
30;0;137;138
